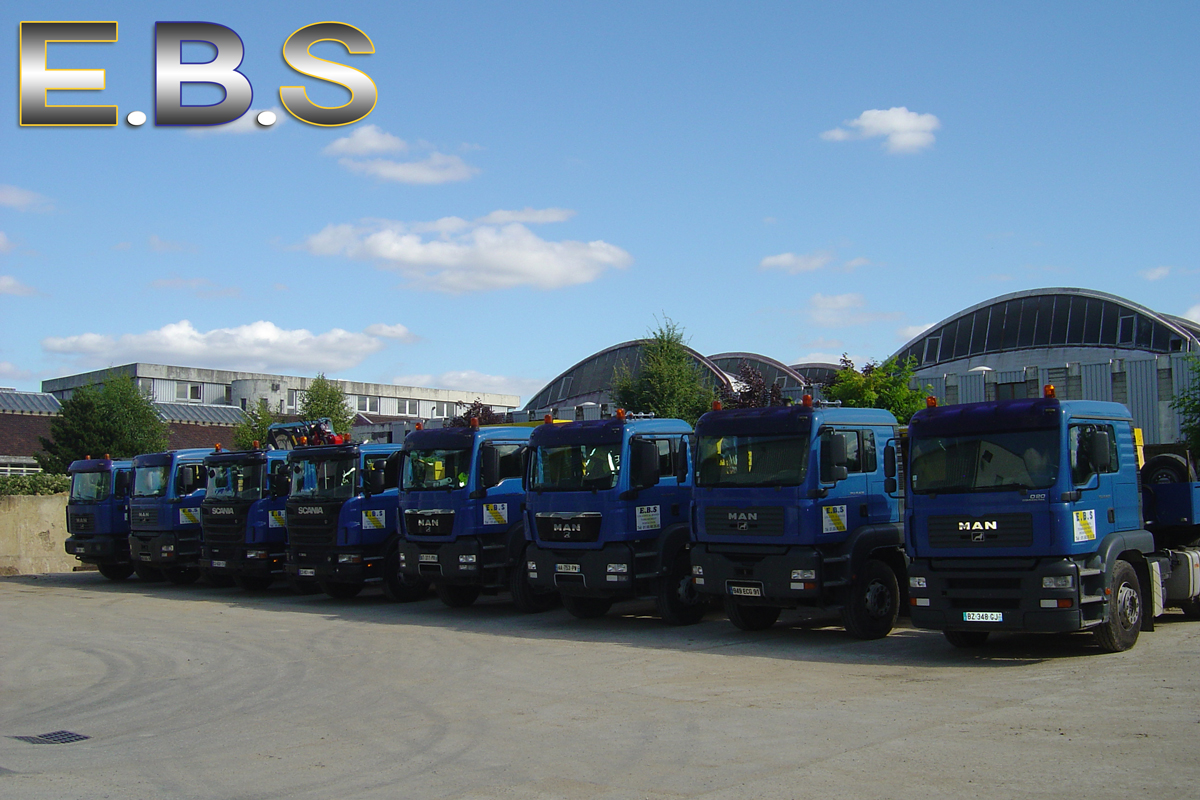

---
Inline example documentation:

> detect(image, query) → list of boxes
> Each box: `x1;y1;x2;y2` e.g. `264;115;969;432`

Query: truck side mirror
674;438;690;483
178;469;195;494
364;466;386;497
1090;429;1112;473
826;433;849;483
883;444;898;494
480;443;501;489
631;438;661;490
271;471;289;498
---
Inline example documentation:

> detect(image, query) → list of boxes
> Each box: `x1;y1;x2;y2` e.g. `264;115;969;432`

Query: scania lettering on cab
64;457;134;580
906;389;1200;651
128;448;213;584
200;446;290;590
284;441;424;600
690;399;906;638
399;420;556;611
524;411;704;624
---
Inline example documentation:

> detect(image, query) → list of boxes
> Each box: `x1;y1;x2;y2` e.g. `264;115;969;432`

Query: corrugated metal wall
922;376;946;403
958;373;985;404
1125;359;1160;444
1080;363;1113;401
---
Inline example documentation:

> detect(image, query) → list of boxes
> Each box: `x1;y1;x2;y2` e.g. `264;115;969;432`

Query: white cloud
1185;304;1200;324
323;124;407;156
0;184;51;211
0;275;35;296
42;320;386;373
150;276;240;299
760;250;834;274
1142;266;1172;281
393;370;545;403
111;241;131;251
185;107;286;137
0;232;13;253
149;234;198;254
804;293;899;328
821;107;941;153
364;323;418;342
843;257;872;270
303;211;631;293
0;361;32;381
474;208;575;225
898;323;935;341
337;152;479;185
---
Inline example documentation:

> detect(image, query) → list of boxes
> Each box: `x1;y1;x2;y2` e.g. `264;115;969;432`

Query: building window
398;399;419;415
176;382;202;402
287;389;299;410
223;386;232;405
357;395;380;414
996;382;1024;401
433;401;454;417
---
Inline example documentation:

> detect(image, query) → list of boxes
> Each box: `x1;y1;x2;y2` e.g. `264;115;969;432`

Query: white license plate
963;611;1003;623
419;553;438;563
139;554;151;561
556;563;580;573
211;560;226;569
729;585;763;597
75;547;86;554
298;568;315;577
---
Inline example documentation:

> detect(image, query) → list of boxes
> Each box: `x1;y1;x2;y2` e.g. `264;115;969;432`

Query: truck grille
704;507;786;536
927;514;1034;548
535;512;602;543
131;508;157;527
288;525;335;547
69;513;95;533
404;510;454;537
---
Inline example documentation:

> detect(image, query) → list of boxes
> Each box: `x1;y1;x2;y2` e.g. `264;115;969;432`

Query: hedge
0;474;71;496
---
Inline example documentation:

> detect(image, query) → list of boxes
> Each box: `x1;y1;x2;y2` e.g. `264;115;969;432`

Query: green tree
35;374;169;473
298;373;354;436
720;361;786;409
611;318;716;425
1171;353;1200;454
232;397;278;450
824;354;928;424
449;400;502;428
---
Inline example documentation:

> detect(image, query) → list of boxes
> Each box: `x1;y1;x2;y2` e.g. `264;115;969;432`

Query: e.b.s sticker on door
636;505;661;531
269;510;286;528
179;508;200;525
483;503;508;525
362;509;387;530
822;505;847;534
1073;509;1096;543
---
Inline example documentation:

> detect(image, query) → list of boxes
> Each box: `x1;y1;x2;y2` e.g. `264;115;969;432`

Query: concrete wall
0;493;78;576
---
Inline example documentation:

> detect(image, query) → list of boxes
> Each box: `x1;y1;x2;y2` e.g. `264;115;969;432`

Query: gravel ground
2;572;1198;800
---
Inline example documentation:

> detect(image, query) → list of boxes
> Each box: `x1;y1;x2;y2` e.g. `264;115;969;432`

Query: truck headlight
909;576;927;589
692;565;704;576
337;554;363;564
246;550;267;559
791;569;816;581
527;561;537;571
606;563;628;574
161;545;174;553
1042;575;1074;589
459;554;477;564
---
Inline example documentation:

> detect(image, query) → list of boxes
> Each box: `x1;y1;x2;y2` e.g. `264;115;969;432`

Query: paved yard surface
2;573;1198;800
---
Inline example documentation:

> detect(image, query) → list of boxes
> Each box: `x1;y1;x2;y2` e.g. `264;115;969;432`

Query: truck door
817;428;869;540
1066;421;1121;547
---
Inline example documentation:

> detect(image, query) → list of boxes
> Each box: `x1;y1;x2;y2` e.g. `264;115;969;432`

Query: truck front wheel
97;563;134;581
383;548;428;603
841;558;899;640
509;555;559;613
1094;560;1142;652
655;550;706;626
724;598;780;631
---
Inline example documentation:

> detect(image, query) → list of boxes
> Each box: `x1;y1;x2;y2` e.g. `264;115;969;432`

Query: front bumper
202;544;284;577
526;541;636;598
66;534;130;563
690;544;822;606
399;535;506;585
908;557;1088;633
128;532;200;567
284;546;382;584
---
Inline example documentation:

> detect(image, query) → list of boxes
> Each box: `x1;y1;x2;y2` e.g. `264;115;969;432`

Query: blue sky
2;2;1197;404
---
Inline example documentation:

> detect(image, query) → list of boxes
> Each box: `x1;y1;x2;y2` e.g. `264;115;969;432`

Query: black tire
841;558;899;640
655;550;706;626
383;548;428;603
561;594;613;619
320;581;363;599
97;562;134;581
134;564;165;582
944;630;990;648
435;583;481;608
509;556;560;613
235;575;274;591
164;566;201;585
205;572;237;588
724;597;780;631
1178;598;1200;619
1094;560;1142;652
1141;454;1190;485
287;577;322;595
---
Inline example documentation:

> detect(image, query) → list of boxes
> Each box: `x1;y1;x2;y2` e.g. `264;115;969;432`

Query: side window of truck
494;444;525;482
1068;423;1119;485
820;429;862;482
176;463;205;495
652;438;676;478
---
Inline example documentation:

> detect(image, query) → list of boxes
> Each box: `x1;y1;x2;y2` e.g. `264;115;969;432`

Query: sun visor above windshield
696;406;813;438
910;398;1061;437
530;418;625;448
403;427;477;452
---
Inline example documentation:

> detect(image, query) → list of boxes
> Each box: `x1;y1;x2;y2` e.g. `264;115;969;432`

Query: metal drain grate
10;730;91;745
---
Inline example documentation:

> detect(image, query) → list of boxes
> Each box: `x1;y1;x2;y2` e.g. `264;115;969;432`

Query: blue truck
64;456;134;580
398;421;557;611
906;389;1200;651
200;447;290;590
284;440;425;600
689;399;907;638
523;412;704;624
128;448;213;584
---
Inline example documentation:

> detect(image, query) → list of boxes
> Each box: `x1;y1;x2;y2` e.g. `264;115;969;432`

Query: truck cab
690;400;906;638
906;391;1200;651
523;412;703;624
284;441;421;600
399;422;557;611
200;447;289;590
128;448;213;584
64;457;134;580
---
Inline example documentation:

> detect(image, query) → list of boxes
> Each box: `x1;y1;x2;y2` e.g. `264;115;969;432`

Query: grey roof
708;353;809;390
154;403;246;425
0;390;62;415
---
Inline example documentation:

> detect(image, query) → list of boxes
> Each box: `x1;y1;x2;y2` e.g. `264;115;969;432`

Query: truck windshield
207;463;264;502
134;466;170;498
696;434;809;487
532;444;622;491
290;457;358;501
70;471;110;502
403;449;471;490
910;430;1060;494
